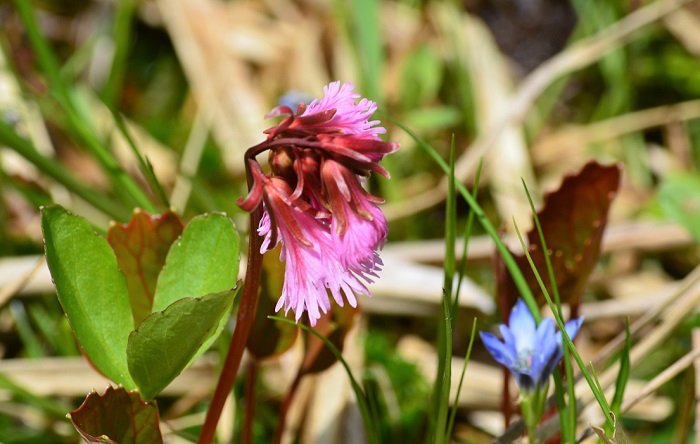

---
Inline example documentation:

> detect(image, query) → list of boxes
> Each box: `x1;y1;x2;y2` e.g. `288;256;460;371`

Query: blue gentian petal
499;324;517;350
564;317;584;342
530;318;556;387
552;316;583;361
480;332;516;368
535;332;562;388
509;299;537;354
535;318;555;347
541;316;583;389
277;90;315;110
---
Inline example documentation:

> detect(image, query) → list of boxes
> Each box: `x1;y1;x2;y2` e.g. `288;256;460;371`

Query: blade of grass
433;296;452;444
349;0;382;103
0;372;67;419
365;379;384;443
607;318;631;437
102;0;135;107
432;136;456;444
9;301;44;358
109;107;170;209
512;220;613;428
0;119;129;220
13;0;156;213
61;103;157;212
445;135;457;320
589;363;606;397
347;1;402;206
269;316;380;444
446;318;477;438
384;114;541;321
453;158;482;313
521;180;577;442
551;370;571;443
12;0;70;104
26;302;79;357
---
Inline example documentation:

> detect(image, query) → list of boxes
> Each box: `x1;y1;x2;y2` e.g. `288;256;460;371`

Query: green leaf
69;386;162;444
152;212;239;312
107;209;184;325
41;205;135;388
127;289;239;400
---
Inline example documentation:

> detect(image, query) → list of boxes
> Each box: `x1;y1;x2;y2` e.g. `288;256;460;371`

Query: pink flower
257;175;368;325
300;81;385;138
332;201;386;283
238;81;398;325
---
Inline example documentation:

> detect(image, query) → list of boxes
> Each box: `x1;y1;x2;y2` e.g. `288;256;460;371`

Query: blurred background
2;0;700;442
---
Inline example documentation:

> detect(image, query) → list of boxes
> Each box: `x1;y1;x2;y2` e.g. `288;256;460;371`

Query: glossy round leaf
127;288;239;400
41;205;135;388
152;212;239;312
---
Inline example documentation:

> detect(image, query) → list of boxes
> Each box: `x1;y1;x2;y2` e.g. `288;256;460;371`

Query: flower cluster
480;299;583;393
238;82;399;325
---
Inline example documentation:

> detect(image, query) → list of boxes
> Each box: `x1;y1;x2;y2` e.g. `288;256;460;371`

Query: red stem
198;152;265;444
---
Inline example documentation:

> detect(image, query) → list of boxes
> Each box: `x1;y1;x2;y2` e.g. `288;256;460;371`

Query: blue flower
276;90;315;111
480;299;583;393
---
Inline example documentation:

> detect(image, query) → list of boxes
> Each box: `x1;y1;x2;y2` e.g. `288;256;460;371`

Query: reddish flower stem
198;149;265;444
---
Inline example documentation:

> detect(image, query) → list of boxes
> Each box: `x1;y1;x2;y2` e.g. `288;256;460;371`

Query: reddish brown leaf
247;246;299;360
495;161;622;320
69;386;163;444
107;209;184;325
